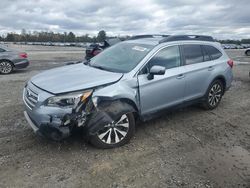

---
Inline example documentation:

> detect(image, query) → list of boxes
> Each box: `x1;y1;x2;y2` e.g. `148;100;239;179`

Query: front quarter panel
92;77;140;112
84;77;139;135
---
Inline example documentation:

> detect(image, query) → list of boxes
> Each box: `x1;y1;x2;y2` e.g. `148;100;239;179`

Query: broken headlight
46;90;92;108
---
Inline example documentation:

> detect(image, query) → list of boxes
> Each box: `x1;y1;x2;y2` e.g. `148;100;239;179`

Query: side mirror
147;65;165;80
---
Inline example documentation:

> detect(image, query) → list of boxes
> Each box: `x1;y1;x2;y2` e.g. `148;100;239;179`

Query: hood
31;64;123;94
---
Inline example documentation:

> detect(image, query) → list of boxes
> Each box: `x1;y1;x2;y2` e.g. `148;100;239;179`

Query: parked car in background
85;43;103;60
85;37;121;60
0;45;29;74
236;45;244;49
241;44;250;49
245;48;250;56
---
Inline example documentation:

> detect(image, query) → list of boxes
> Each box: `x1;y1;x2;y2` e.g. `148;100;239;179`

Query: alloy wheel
97;114;129;144
208;83;222;107
0;61;13;74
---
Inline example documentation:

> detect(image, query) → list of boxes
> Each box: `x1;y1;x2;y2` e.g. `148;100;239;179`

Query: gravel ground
0;45;250;188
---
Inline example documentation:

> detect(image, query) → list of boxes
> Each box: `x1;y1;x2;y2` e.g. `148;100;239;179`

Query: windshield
89;42;153;73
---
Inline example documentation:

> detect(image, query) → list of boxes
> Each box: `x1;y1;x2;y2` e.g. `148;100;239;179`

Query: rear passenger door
181;44;215;101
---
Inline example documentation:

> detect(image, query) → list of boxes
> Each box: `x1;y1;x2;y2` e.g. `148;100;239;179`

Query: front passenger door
138;45;186;115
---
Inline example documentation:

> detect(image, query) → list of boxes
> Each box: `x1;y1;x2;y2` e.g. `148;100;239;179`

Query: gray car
23;35;233;148
0;45;29;74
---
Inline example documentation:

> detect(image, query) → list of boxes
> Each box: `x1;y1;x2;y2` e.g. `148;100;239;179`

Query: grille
24;86;38;109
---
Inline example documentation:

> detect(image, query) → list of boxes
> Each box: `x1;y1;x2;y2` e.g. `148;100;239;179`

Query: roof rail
159;35;215;43
129;34;170;40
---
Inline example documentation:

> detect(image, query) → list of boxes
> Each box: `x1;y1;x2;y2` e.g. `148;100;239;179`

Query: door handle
208;66;214;71
176;74;185;79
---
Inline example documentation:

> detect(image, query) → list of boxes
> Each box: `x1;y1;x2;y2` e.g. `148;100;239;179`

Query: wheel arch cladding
86;99;137;135
0;59;14;65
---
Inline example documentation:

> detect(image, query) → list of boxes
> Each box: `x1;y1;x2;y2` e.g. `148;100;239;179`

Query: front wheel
246;50;250;56
90;113;135;149
202;80;224;110
0;61;13;74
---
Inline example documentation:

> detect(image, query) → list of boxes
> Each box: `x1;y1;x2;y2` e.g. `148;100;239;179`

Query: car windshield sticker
132;46;149;52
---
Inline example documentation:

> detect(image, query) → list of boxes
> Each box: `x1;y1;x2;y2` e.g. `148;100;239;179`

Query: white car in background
245;48;250;56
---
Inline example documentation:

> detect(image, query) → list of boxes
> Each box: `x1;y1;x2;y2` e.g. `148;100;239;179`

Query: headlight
46;90;92;107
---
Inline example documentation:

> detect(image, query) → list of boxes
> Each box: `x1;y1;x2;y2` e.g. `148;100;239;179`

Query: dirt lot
0;45;250;188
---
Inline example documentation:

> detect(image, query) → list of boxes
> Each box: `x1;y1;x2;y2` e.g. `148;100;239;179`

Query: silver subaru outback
23;35;233;148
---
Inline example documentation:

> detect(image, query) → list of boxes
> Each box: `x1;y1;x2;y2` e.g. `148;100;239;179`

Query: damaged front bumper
23;83;137;141
23;82;87;141
24;111;39;133
23;110;71;141
23;91;95;141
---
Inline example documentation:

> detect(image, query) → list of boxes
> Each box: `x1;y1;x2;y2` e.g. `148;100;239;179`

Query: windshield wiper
83;59;90;65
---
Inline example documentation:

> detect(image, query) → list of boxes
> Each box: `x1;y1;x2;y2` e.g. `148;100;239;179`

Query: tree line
219;39;250;45
0;30;107;43
1;29;250;44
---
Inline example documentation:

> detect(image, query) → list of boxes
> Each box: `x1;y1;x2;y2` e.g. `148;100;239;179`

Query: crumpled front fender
85;100;136;135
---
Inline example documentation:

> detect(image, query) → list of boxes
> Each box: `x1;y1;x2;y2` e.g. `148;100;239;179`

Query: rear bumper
14;60;29;69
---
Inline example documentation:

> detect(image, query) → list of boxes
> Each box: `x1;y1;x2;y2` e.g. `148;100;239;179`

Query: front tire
202;80;224;110
0;61;13;74
246;50;250;56
90;113;135;149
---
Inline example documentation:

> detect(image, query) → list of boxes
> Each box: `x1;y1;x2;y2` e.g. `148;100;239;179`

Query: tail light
227;59;234;68
19;52;28;59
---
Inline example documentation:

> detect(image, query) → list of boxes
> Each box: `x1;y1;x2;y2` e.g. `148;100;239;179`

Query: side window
201;45;210;61
0;48;5;52
204;45;222;60
147;46;181;70
182;44;203;65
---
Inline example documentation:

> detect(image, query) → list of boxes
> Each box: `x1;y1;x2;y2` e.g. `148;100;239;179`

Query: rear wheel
202;80;224;110
0;61;13;74
246;50;250;56
90;113;135;149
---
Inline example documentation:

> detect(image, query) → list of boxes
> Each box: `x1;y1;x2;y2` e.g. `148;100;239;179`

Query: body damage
76;78;139;135
39;78;139;140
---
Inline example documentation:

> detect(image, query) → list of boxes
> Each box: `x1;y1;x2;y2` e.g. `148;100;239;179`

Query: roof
125;37;166;46
126;35;215;46
104;38;121;46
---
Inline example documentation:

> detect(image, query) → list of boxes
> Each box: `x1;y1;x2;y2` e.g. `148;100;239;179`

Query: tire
0;60;14;74
246;50;250;56
202;80;224;110
90;113;135;149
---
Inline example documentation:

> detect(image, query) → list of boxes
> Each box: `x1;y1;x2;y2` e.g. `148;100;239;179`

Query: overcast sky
0;0;250;39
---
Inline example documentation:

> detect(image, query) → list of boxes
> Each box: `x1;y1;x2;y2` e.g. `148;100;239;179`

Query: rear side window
201;46;210;61
203;45;222;60
182;44;203;65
